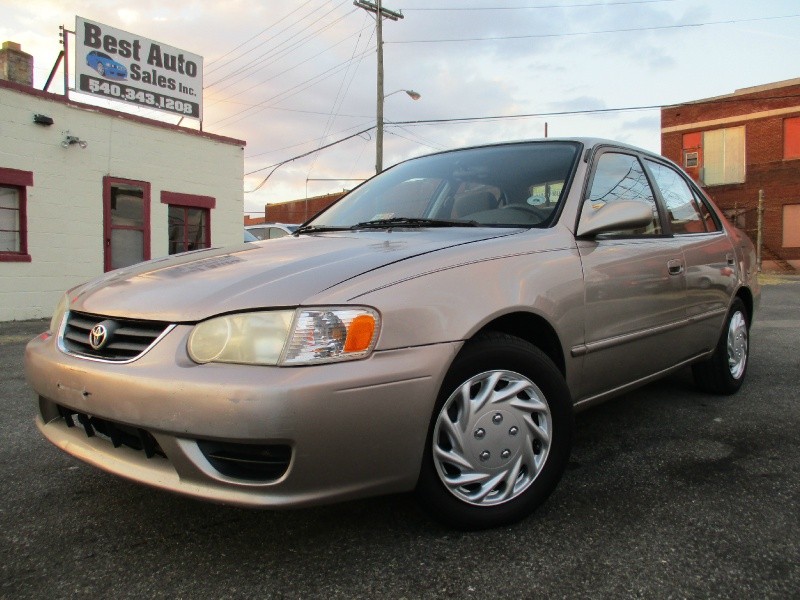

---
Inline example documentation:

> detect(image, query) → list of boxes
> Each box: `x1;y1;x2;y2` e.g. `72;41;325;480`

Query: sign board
74;16;203;120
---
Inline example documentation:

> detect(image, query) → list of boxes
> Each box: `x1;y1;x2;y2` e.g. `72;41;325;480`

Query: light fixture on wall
33;114;54;126
61;131;88;149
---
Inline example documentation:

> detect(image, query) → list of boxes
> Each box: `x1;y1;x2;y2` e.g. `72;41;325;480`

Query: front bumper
25;326;460;508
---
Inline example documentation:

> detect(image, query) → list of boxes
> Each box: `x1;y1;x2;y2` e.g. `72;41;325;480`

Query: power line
205;0;318;72
213;46;376;127
205;22;372;110
387;13;800;44
244;126;376;193
206;2;354;89
391;105;663;127
243;92;800;177
402;0;676;10
307;13;375;178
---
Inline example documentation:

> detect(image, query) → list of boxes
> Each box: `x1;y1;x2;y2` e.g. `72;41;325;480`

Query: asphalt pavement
1;276;798;599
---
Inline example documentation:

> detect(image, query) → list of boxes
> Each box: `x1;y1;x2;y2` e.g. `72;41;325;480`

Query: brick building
245;191;347;226
661;78;800;271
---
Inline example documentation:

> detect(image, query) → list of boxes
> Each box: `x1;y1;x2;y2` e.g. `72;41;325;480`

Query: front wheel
416;333;573;530
692;297;750;395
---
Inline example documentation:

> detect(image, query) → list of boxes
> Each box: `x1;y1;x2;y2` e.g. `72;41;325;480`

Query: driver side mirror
576;200;654;237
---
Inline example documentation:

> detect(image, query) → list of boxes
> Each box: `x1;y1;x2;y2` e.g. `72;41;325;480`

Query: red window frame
103;176;151;272
161;191;215;254
0;167;33;262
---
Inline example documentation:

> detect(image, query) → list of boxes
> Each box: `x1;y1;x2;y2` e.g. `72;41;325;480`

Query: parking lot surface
1;277;798;599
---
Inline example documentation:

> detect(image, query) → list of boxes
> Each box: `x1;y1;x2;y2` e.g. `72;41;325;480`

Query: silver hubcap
727;311;748;380
432;370;552;506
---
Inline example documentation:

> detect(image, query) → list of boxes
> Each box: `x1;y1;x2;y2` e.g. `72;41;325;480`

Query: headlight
282;308;379;365
188;310;294;365
49;293;69;334
187;307;380;366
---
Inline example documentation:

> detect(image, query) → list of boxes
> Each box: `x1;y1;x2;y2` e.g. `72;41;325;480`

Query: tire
415;332;573;530
692;297;749;395
96;63;105;77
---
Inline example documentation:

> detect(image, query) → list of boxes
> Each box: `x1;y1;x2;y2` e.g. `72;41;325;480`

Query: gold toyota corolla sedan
25;139;759;529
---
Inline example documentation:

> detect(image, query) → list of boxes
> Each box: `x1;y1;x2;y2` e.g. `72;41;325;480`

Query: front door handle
668;259;684;276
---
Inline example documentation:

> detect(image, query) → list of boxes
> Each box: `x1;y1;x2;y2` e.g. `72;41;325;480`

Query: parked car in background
26;138;758;529
85;50;128;80
245;223;298;240
244;229;258;242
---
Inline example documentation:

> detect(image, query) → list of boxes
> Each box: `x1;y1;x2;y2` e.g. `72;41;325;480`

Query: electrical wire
206;2;354;89
212;46;376;127
205;0;318;73
387;13;800;44
402;0;676;11
244;126;376;193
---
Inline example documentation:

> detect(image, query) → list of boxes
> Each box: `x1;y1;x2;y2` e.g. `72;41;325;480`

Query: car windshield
305;142;580;230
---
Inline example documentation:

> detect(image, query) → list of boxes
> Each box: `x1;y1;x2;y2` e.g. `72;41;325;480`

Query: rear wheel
692;298;750;395
416;332;573;530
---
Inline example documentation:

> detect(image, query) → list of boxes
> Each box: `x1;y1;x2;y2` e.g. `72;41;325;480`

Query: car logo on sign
89;324;108;350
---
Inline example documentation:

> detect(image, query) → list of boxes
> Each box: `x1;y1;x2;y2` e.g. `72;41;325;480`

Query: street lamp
377;89;421;173
385;89;421;101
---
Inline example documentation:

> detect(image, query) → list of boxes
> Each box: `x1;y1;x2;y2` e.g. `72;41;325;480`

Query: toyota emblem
89;324;108;350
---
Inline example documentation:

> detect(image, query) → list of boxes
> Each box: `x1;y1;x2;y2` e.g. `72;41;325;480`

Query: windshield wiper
352;217;478;229
294;224;353;235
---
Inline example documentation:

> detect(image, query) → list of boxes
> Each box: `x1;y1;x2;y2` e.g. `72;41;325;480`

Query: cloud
4;0;800;217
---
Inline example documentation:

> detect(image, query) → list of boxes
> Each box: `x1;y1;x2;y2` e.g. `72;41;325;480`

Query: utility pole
354;0;403;173
757;189;764;272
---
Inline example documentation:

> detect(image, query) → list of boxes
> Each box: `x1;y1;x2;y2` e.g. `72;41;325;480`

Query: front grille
61;311;173;362
57;405;166;459
197;440;292;482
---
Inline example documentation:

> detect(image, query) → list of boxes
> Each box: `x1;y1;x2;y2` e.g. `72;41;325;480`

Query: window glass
694;192;721;232
783;204;800;247
168;205;209;254
269;227;289;239
247;227;269;240
450;183;501;219
0;187;20;252
309;142;580;228
110;184;145;227
702;127;745;185
646;160;706;234
110;229;144;270
784;117;800;160
586;153;661;235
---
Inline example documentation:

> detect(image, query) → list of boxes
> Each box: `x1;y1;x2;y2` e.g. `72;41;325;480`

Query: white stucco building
0;43;245;321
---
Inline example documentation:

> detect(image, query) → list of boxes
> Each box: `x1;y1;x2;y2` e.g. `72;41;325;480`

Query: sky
2;0;800;218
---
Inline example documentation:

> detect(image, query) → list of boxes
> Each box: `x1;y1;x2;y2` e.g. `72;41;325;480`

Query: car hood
69;229;519;322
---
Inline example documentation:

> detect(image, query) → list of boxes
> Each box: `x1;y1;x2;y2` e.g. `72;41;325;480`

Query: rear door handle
668;259;684;276
726;253;735;266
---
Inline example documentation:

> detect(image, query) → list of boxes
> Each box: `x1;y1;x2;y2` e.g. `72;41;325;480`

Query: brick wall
262;192;347;224
661;79;800;270
0;42;33;87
